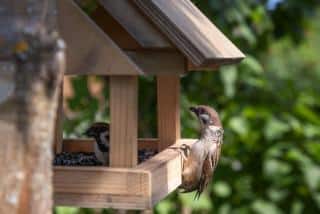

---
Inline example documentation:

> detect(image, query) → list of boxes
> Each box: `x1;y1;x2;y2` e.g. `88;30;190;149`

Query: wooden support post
54;84;64;154
110;76;138;167
157;75;180;151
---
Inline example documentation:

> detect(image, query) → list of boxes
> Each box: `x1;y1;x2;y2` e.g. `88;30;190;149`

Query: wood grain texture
91;3;141;50
62;138;159;153
126;51;186;75
110;76;138;167
54;166;151;209
54;167;149;195
137;139;196;205
98;0;172;49
157;76;181;151
133;0;245;67
187;60;220;71
57;0;142;75
54;193;151;210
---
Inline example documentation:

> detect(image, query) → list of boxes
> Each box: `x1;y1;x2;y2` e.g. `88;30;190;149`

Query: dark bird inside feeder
84;122;110;165
179;105;224;199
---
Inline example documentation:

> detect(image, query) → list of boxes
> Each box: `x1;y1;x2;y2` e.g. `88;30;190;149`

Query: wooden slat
90;3;141;50
136;139;196;205
62;138;159;153
98;0;172;49
127;51;186;75
138;139;159;150
54;167;148;195
61;139;94;153
54;193;151;210
54;166;151;209
187;60;220;71
110;76;138;167
133;0;245;67
157;76;180;151
57;0;142;75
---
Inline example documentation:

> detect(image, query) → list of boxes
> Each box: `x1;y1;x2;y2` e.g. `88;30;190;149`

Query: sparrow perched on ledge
180;106;224;199
84;122;110;165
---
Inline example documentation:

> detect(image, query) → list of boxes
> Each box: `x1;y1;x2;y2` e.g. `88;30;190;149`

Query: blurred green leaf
241;55;264;74
213;181;232;198
54;207;80;214
179;192;212;210
264;117;290;140
251;199;283;214
228;116;249;137
220;66;238;98
263;159;292;179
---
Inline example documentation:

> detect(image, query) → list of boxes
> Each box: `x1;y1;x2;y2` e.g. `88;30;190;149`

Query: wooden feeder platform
53;0;244;210
54;139;195;209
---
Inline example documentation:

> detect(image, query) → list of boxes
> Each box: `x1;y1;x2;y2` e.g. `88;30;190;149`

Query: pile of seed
53;149;158;166
138;149;157;163
53;152;103;166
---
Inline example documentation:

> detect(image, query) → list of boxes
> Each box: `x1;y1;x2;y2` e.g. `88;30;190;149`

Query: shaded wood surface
127;51;186;75
91;3;141;50
61;138;159;153
98;0;172;49
157;76;181;151
58;0;142;75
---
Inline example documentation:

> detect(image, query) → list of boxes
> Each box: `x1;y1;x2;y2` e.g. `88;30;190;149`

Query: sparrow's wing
195;130;223;200
194;153;212;200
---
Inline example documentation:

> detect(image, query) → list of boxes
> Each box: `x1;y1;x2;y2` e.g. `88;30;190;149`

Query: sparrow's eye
198;108;204;114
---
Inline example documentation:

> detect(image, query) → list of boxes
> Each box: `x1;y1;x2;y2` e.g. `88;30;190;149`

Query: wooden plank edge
54;193;152;210
136;139;196;171
53;166;152;209
135;139;197;205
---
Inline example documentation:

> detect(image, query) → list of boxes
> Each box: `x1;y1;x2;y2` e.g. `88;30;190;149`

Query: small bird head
84;122;109;139
190;105;222;128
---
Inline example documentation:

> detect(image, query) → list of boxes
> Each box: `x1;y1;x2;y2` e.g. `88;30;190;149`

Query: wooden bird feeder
53;0;244;210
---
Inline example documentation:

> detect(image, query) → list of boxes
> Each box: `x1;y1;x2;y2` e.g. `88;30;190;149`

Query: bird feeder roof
59;0;244;75
132;0;245;67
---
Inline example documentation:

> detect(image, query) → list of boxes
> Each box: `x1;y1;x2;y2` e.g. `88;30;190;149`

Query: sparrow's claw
180;144;191;160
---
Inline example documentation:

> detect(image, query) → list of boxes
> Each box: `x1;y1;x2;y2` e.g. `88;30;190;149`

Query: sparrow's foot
180;144;191;160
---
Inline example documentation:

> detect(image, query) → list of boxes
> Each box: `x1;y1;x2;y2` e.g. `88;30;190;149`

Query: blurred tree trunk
0;1;65;213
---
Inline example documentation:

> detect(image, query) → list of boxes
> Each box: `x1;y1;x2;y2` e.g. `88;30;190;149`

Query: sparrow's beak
189;107;198;115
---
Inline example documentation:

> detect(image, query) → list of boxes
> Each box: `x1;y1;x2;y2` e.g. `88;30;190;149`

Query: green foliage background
56;0;320;213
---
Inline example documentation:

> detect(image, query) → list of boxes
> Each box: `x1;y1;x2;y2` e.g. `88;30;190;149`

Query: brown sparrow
180;106;224;199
